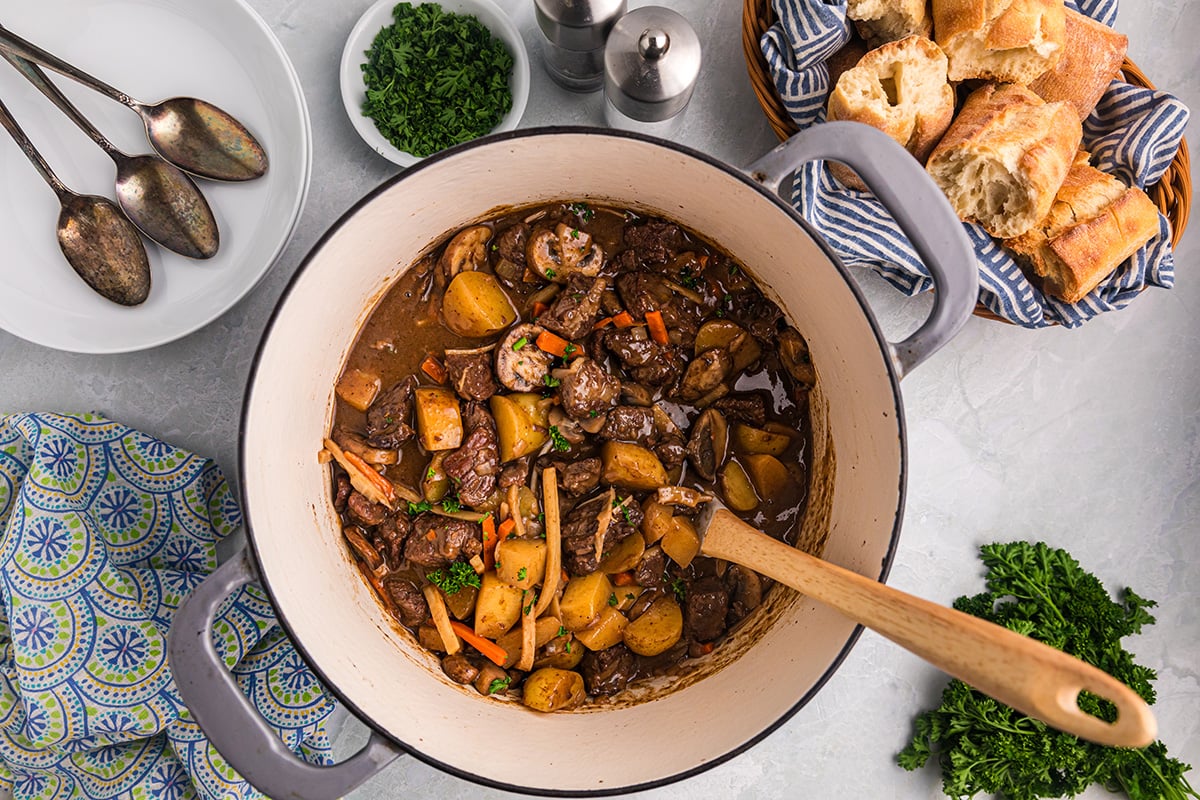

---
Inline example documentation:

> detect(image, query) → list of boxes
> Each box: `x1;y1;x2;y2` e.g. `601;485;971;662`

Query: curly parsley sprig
898;541;1196;800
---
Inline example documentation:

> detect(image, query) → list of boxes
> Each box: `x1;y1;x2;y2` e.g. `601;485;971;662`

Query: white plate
339;0;530;167
0;0;311;354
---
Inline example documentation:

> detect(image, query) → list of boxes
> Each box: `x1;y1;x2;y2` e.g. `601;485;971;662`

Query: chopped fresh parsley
568;202;595;222
545;268;557;278
565;640;572;654
563;343;577;356
898;541;1196;800
407;499;432;515
588;410;598;418
426;466;436;480
487;676;511;694
678;266;699;289
608;592;618;607
548;425;571;452
426;561;481;595
543;373;561;388
570;228;580;239
441;496;461;513
557;625;568;637
512;336;528;351
360;2;514;158
517;567;527;582
670;577;686;601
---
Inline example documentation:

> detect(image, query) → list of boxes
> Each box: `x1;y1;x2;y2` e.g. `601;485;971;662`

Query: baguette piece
926;83;1082;238
1029;8;1127;120
827;36;955;189
933;0;1066;84
847;0;932;48
1004;155;1159;302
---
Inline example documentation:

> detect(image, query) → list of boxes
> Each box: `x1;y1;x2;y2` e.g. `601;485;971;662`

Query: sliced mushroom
779;327;816;388
686;408;728;482
439;225;491;281
548;407;588;446
526;223;604;284
725;565;763;627
677;348;733;403
495;323;555;391
620;382;655;407
332;429;399;465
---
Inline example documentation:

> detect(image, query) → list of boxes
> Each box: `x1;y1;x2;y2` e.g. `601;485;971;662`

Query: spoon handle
2;53;120;158
0;24;134;108
0;94;68;198
699;508;1158;749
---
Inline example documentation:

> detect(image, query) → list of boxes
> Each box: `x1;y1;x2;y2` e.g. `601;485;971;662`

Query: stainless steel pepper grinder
603;6;701;136
534;0;628;92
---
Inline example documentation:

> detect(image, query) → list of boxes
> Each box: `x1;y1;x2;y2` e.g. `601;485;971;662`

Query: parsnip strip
517;590;537;672
507;484;526;537
593;487;615;572
422;584;461;656
323;437;395;509
534;467;562;618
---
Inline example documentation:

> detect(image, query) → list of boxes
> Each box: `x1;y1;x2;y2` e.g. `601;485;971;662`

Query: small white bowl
340;0;530;167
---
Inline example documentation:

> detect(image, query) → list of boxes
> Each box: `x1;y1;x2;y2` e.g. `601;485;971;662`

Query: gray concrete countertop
1;1;1197;798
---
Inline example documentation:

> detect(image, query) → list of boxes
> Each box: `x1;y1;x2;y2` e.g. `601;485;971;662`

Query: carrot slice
535;330;575;358
498;517;517;539
593;316;614;331
532;301;549;319
696;641;715;655
612;571;637;587
612;311;635;328
420;355;447;384
341;449;397;507
482;513;498;570
645;310;669;345
450;620;507;667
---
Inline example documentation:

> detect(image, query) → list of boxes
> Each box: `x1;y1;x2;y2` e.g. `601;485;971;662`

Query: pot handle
745;121;977;379
167;547;404;800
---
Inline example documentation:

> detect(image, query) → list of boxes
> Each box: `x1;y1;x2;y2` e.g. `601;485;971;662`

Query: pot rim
238;125;908;796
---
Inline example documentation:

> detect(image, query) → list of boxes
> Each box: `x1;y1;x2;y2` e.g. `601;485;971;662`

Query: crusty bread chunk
1005;154;1159;302
926;83;1082;238
847;0;932;47
1029;8;1127;120
827;36;954;188
933;0;1066;84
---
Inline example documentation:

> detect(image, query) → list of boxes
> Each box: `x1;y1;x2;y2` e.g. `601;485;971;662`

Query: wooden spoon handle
700;509;1157;748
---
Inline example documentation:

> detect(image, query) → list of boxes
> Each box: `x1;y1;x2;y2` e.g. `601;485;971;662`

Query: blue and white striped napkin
761;0;1189;328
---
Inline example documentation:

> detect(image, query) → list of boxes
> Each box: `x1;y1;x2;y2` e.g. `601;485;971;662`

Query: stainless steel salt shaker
534;0;627;92
603;6;701;136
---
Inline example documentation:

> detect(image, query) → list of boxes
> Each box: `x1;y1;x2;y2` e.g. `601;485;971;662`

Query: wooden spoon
695;503;1157;749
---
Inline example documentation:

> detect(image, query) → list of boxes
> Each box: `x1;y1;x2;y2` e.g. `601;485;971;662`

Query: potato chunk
490;394;548;462
474;571;524;639
560;572;614;631
623;595;683;656
335;368;381;412
495;538;547;591
523;667;586;712
574;605;628;651
415;387;463;451
442;271;518;338
601;441;668;491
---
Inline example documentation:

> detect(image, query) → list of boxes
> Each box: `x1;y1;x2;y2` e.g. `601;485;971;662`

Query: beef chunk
551;457;602;496
580;643;638;695
495;222;530;267
346;491;388;528
539;274;606;341
712;394;768;427
615;271;702;345
442;403;500;508
444;348;498;402
622;221;684;266
404;514;483;569
604;328;680;386
634;546;667;589
597;406;656;442
386;577;429;627
372;512;412;566
561;493;644;575
366;375;417;448
498;455;532;488
686;576;730;642
654;434;687;470
333;473;352;512
558;358;620;421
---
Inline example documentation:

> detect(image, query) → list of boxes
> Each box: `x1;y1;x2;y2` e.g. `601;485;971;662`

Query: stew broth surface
327;200;816;710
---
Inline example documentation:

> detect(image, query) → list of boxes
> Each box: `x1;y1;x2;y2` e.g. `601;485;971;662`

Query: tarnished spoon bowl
141;97;268;183
58;194;152;306
116;153;219;259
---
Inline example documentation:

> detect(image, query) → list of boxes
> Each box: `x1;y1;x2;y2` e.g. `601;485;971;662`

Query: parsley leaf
543;373;561;388
898;541;1196;800
488;676;512;694
361;2;514;157
441;495;461;513
548;425;571;452
426;561;481;595
407;499;432;516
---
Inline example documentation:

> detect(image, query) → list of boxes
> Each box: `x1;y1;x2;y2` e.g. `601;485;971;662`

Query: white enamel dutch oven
168;125;978;798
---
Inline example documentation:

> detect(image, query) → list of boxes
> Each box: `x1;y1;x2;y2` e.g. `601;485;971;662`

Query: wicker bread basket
741;0;1192;321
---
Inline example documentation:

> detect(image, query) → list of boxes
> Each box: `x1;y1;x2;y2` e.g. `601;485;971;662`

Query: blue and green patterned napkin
0;413;337;799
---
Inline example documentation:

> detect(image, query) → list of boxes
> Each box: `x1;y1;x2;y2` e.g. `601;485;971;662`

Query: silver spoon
0;24;267;182
4;53;220;260
0;96;150;306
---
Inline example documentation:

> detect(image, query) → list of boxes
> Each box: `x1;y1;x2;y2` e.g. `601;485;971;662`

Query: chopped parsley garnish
360;2;515;158
679;266;699;289
407;499;432;516
512;336;528;351
426;466;436;480
588;409;598;418
548;425;571;452
517;567;527;581
607;592;618;607
670;577;687;601
543;373;561;388
565;640;572;653
557;625;568;637
426;561;481;595
563;343;577;355
545;268;557;278
729;264;739;276
487;676;512;694
570;228;580;239
441;496;461;513
569;202;594;222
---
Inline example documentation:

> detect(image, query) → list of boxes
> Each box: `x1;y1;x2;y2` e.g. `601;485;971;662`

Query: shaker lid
604;6;702;122
535;0;628;51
